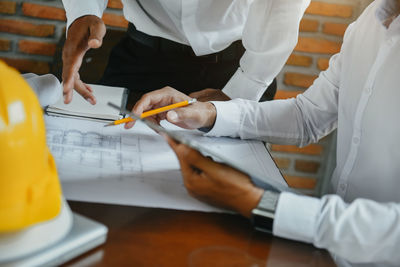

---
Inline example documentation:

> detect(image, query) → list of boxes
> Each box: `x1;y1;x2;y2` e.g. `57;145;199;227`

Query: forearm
207;54;341;146
274;192;400;265
222;0;311;100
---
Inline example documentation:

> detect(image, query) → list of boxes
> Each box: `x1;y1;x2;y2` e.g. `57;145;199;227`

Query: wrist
204;102;217;128
239;187;264;219
251;190;280;234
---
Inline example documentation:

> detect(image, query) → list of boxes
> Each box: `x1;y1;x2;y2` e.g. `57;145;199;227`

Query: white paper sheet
46;84;126;120
45;115;283;213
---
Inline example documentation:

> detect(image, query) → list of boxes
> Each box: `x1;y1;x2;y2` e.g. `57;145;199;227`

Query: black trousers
100;24;276;106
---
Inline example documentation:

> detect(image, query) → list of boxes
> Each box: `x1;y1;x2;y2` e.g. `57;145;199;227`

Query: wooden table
64;201;335;266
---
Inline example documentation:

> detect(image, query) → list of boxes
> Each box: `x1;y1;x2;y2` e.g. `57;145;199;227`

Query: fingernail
168;111;178;122
89;39;101;47
125;121;134;129
63;95;69;104
86;98;95;105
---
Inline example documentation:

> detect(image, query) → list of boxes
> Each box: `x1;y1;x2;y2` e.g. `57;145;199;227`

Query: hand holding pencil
105;98;197;127
121;86;217;130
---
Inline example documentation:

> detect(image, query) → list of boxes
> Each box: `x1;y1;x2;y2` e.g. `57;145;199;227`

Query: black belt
127;23;244;63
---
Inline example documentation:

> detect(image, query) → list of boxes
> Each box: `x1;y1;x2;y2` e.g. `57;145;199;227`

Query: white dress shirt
62;0;310;101
207;0;400;266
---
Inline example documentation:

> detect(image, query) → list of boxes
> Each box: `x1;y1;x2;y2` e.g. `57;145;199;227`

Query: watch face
251;191;279;234
252;210;274;234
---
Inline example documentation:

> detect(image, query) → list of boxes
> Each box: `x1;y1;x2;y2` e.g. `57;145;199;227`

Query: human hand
189;88;231;102
62;15;106;105
125;86;217;130
165;136;264;218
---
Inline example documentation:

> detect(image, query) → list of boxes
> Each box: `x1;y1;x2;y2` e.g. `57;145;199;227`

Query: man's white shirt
62;0;310;101
208;0;400;266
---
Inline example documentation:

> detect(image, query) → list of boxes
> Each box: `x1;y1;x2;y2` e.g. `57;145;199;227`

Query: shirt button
364;86;372;95
353;136;360;145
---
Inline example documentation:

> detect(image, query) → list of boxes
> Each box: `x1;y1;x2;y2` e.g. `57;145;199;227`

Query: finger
165;136;203;185
176;144;229;179
85;83;93;93
124;120;136;129
74;78;96;105
88;20;106;49
133;87;189;115
166;107;195;124
63;85;74;104
62;50;86;104
133;91;170;116
166;106;204;129
164;135;179;148
125;116;159;130
167;140;216;174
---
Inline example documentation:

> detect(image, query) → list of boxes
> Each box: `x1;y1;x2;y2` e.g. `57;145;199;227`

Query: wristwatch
251;190;280;234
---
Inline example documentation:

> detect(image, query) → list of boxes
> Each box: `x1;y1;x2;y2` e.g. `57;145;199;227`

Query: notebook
46;84;128;122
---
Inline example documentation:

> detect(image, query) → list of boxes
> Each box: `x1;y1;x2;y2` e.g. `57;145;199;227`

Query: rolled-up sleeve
222;0;311;101
62;0;107;30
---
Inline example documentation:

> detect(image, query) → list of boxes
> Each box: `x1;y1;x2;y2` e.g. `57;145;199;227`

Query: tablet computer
108;102;294;193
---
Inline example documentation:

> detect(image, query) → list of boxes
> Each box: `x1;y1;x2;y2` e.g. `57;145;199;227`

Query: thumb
166;110;180;123
167;109;192;124
88;20;106;49
166;108;200;129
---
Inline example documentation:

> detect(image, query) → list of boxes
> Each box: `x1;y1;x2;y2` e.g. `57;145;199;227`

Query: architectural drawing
44;115;283;213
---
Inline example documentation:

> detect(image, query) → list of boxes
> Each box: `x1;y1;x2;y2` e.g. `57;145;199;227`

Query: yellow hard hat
0;60;62;232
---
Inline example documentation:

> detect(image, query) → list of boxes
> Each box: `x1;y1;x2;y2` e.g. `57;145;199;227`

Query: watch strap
251;190;280;234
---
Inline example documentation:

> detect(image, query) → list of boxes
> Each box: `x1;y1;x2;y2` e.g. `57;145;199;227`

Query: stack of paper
46;84;128;122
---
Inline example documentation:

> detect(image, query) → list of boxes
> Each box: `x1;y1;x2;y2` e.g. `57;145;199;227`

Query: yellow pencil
105;98;197;127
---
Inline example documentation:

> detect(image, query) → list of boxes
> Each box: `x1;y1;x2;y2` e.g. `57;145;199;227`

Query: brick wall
0;0;127;74
0;0;372;194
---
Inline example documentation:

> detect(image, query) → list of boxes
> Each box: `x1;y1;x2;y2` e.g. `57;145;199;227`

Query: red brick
18;40;57;56
284;175;317;189
284;72;318;88
0;19;55;37
0;39;10;51
273;157;291;170
295;160;320;173
1;57;50;74
271;144;323;155
22;3;66;21
317;58;330;71
306;2;353;18
107;0;123;9
102;13;128;28
295;37;341;54
323;22;348;36
286;54;312;67
0;1;16;14
274;90;303;100
300;19;319;32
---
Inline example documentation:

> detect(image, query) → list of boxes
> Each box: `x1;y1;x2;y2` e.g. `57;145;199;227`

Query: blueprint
45;115;284;213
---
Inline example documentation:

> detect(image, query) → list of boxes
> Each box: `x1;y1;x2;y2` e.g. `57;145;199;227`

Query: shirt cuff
63;0;106;31
204;100;241;138
222;68;269;101
273;192;320;244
